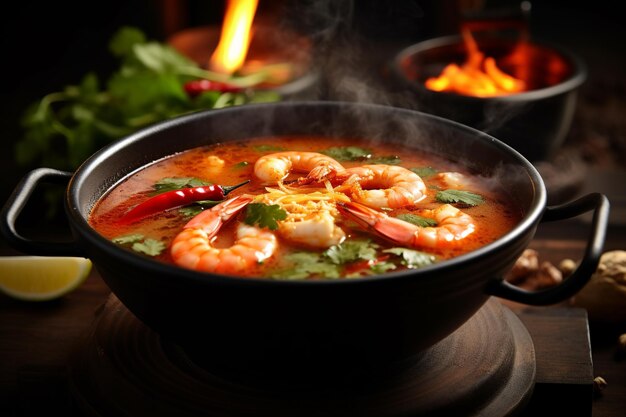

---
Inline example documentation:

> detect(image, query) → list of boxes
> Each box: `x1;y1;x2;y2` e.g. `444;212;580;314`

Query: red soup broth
89;136;523;279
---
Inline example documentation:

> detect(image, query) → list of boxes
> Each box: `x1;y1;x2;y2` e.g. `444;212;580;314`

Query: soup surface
89;136;523;279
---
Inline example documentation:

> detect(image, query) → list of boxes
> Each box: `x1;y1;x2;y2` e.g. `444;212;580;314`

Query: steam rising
283;0;424;110
277;0;577;171
251;1;546;205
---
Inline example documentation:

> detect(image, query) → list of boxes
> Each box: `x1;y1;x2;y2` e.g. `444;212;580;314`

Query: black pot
391;35;587;162
1;102;608;382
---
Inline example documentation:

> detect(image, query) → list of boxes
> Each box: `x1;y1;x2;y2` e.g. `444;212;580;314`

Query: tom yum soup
89;137;523;279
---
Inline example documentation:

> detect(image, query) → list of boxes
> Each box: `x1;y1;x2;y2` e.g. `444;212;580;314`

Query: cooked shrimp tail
184;194;253;234
337;201;475;248
297;163;341;185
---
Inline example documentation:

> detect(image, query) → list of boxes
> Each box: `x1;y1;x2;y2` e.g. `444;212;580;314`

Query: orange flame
209;0;259;75
425;29;526;97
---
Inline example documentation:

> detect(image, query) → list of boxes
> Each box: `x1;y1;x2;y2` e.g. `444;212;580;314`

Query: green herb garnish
369;261;398;275
152;177;210;194
324;240;379;264
272;252;341;280
410;166;438;178
111;234;144;245
369;155;401;165
16;26;281;173
111;233;165;256
383;248;437;269
244;203;287;230
178;206;204;219
132;239;166;256
321;146;400;165
396;213;438;227
321;146;372;161
178;200;221;219
436;189;484;206
254;144;286;152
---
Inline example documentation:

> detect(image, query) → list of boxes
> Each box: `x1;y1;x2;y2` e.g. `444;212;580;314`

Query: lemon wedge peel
0;256;92;301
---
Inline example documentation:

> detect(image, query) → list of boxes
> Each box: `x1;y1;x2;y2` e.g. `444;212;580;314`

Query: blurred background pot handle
1;168;84;257
487;193;610;305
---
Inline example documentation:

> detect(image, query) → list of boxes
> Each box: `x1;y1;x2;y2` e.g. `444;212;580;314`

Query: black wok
1;102;608;381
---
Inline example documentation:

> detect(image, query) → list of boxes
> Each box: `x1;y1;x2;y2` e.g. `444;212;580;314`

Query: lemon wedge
0;256;92;301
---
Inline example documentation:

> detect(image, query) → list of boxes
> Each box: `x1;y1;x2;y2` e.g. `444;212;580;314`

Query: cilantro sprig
325;240;379;264
273;252;341;280
321;146;371;161
396;213;438;227
16;26;281;173
410;166;438;178
436;189;484;206
269;239;437;280
152;177;211;195
112;233;166;256
320;146;400;164
244;203;287;230
383;248;437;269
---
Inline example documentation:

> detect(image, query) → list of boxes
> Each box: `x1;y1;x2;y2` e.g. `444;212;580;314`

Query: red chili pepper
183;79;244;96
117;180;249;225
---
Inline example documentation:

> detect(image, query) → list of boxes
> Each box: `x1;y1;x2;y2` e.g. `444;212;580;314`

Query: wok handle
487;193;610;306
0;168;84;256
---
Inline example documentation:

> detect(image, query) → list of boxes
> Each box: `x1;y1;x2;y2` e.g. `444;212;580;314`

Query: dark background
1;0;625;208
1;3;625;416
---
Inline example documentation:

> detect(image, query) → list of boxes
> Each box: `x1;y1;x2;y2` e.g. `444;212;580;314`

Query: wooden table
1;218;625;416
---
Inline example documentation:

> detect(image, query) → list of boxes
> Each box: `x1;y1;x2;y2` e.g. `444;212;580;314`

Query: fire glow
425;29;527;97
209;0;259;75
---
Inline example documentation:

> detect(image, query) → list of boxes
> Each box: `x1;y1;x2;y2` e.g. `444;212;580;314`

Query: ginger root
572;250;626;322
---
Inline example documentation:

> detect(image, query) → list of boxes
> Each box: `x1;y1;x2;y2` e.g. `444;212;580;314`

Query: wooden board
517;307;593;416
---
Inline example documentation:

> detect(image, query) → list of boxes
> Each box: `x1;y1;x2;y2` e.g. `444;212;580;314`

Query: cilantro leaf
383;248;437;269
132;42;199;74
152;177;211;194
132;238;166;256
410;166;438;178
178;206;204;219
15;26;282;179
177;200;221;219
112;234;166;257
370;261;398;274
111;233;144;245
436;189;484;206
396;213;438;227
254;144;285;152
321;147;400;164
272;252;340;280
325;240;379;264
369;155;401;165
109;26;146;57
244;203;287;230
321;146;371;161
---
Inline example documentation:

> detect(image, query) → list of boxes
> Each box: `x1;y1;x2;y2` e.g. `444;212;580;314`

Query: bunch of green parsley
16;26;281;171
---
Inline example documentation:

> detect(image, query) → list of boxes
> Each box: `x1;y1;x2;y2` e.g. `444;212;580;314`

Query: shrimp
256;187;349;248
170;195;277;274
334;164;427;209
435;172;480;190
337;201;475;248
279;209;345;248
254;151;345;184
205;155;225;176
